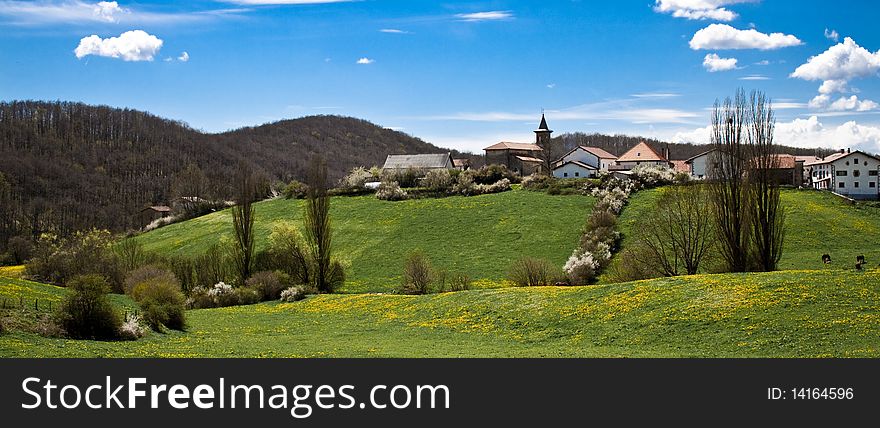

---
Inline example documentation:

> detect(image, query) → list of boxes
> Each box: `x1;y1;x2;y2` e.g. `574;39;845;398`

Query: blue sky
2;0;880;154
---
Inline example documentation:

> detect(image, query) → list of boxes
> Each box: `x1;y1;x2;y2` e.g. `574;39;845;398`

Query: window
563;172;568;177
871;182;876;188
854;170;861;177
870;170;878;176
575;172;580;177
855;182;860;188
837;170;848;176
839;182;845;188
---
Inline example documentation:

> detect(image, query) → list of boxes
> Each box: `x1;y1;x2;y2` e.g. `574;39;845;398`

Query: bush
508;257;562;287
377;181;408;201
245;271;286;300
233;287;261;306
280;286;307;302
444;273;472;292
124;265;177;295
131;276;186;331
283;180;309;199
54;275;121;340
400;251;433;295
470;164;521;185
26;230;125;292
6;235;33;265
115;239;147;273
382;168;422;188
254;225;309;285
186;287;214;309
119;314;147;340
423;169;455;193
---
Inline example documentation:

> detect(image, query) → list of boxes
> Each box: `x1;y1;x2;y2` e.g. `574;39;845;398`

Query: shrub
382;168;422;188
280;286;307;302
423;169;455;193
563;250;599;285
6;235;33;265
124;265;178;295
233;287;261;306
283;180;309;199
131;276;186;331
115;239;147;273
478;178;511;195
400;251;433;295
445;273;472;292
376;181;408;201
254;225;310;286
471;164;521;185
119;314;148;340
186;287;214;309
245;271;286;300
26;230;125;292
54;275;121;340
338;167;374;191
508;257;561;287
452;172;478;196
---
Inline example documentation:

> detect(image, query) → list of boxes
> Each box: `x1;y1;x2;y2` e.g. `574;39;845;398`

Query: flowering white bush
591;183;632;215
207;281;233;297
376;181;408;201
339;167;374;190
119;314;147;340
564;250;599;286
630;164;676;187
280;286;307;302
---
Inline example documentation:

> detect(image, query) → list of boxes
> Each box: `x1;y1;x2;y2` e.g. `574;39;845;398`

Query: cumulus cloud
356;57;374;64
74;30;163;61
702;53;738;71
792;38;880;112
653;0;752;21
689;24;803;50
455;11;513;22
178;51;189;62
824;28;839;42
791;37;880;82
673;116;880;153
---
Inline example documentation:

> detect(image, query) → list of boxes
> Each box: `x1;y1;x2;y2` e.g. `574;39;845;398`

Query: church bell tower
534;113;552;145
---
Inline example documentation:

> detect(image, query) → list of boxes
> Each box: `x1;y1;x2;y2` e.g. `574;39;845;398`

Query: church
482;114;552;175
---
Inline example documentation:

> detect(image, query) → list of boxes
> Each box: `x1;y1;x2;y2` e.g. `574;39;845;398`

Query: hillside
602;188;880;282
0;100;475;239
134;190;594;293
2;269;878;357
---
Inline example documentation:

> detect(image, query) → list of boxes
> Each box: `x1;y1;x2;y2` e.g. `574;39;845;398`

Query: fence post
35;298;38;311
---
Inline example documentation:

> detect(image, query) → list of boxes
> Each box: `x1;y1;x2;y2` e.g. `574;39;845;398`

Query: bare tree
232;165;257;284
633;184;715;276
708;89;752;272
304;156;344;293
746;91;785;271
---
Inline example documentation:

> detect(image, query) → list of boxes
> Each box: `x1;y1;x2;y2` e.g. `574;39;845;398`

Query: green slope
2;269;878;357
134;190;594;293
603;188;880;281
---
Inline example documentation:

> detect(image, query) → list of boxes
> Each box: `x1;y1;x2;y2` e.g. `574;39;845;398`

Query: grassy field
2;269;878;357
134;190;594;293
601;188;880;282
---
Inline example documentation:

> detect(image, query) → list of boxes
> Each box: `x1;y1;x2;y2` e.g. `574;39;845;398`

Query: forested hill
0;101;474;239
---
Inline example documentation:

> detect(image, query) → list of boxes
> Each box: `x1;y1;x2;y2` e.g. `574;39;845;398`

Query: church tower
534;113;553;146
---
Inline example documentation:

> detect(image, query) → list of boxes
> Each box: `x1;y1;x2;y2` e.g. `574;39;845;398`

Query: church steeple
534;113;552;145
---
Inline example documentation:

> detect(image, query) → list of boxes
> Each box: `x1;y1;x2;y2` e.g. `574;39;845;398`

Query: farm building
552;146;617;178
484;114;551;176
138;205;171;225
804;149;880;199
757;154;804;187
382;153;455;171
613;142;670;170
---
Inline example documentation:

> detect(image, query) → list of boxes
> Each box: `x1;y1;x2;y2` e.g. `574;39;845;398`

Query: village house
613;141;670;170
684;149;715;179
804;149;880;199
552;146;617;179
483;114;551;175
382;153;455;171
138;205;171;226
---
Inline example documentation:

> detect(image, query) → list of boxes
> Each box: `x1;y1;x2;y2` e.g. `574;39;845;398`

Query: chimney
840;149;845;154
847;148;851;153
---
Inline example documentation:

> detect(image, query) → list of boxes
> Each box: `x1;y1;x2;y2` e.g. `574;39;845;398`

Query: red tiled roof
484;142;543;151
617;142;666;162
515;155;544;163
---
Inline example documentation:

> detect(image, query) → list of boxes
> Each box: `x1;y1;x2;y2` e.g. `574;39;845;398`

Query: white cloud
546;83;556;89
74;30;163;61
178;51;189;62
673;116;880;154
356;57;374;64
791;37;880;82
653;0;751;22
702;53;738;71
791;38;880;112
379;28;408;34
689;24;803;50
631;92;681;98
222;1;353;4
824;28;839;42
739;74;770;80
455;11;513;22
0;0;245;25
754;60;770;65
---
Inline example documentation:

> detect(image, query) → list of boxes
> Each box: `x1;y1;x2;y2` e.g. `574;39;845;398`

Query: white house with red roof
804;149;880;199
551;146;618;178
613;141;670;170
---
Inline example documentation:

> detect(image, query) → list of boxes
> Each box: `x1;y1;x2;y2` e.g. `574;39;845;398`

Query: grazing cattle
856;263;863;271
822;254;832;264
856;255;866;264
